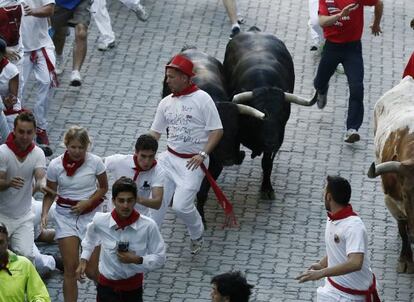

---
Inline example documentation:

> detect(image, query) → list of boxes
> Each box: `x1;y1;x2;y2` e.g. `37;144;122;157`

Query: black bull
162;29;316;224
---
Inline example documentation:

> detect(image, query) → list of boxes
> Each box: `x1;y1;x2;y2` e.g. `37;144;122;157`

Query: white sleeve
3;63;19;81
34;148;46;170
141;221;166;272
95;155;106;175
80;220;100;260
46;159;58;182
345;223;366;255
0;149;7;172
150;100;167;134
151;165;164;188
203;95;223;131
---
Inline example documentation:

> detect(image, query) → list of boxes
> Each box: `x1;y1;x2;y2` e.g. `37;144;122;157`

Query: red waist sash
167;146;237;227
328;274;380;302
98;272;143;292
56;196;104;215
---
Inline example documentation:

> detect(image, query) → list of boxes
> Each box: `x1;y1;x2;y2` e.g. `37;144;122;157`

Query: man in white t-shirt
0;112;48;260
104;134;165;226
76;177;166;302
150;54;223;254
20;0;56;155
296;175;380;302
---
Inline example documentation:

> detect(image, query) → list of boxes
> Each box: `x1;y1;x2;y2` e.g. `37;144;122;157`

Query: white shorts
54;208;96;240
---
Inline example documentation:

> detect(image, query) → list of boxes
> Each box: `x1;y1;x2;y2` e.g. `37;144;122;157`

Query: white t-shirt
104;154;164;215
325;216;373;294
47;152;106;214
0;144;46;218
0;61;19;110
151;89;222;154
20;0;54;51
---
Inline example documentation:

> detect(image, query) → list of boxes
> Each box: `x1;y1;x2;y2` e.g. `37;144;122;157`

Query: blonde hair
64;126;90;148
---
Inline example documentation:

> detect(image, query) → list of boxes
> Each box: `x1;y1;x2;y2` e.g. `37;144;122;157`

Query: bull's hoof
260;190;275;200
407;262;414;274
397;261;407;273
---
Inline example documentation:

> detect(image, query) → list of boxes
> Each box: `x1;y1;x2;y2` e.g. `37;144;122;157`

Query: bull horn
232;91;253;104
367;161;402;178
284;91;318;106
236;104;265;119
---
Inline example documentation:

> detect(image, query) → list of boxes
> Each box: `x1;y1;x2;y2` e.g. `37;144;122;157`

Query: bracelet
198;151;207;159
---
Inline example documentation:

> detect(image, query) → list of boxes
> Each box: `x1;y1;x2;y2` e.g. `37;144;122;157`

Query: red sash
167;146;237;227
132;156;157;182
0;5;22;47
328;275;380;302
5;132;35;158
172;83;198;97
98;272;143;292
30;48;59;88
56;196;104;215
111;209;140;230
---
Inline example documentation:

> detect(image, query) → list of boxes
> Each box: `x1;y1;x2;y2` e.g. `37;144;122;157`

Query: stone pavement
23;0;414;301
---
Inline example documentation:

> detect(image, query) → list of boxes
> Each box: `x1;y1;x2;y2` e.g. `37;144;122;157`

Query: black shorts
96;283;143;302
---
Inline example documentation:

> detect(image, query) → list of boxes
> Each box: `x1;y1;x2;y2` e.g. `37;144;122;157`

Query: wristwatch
198;151;207;159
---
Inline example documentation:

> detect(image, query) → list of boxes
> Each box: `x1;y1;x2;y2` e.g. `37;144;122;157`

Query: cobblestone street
24;0;414;300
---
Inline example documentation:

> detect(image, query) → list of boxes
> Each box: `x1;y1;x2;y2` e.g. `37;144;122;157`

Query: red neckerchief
62;151;85;176
172;83;198;97
0;57;9;73
132;155;157;181
5;132;35;159
327;204;358;221
111;209;140;230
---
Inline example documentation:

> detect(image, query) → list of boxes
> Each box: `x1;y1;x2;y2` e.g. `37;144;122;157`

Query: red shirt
318;0;378;43
403;52;414;78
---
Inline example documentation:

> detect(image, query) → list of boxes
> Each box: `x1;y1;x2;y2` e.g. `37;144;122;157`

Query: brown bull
367;76;414;273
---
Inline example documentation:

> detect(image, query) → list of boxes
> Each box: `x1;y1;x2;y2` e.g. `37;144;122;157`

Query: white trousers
0;210;34;260
0;111;10;144
21;46;55;130
33;243;56;273
308;0;324;46
91;0;115;43
156;151;205;239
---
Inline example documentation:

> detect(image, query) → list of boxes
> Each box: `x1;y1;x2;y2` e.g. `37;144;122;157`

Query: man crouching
76;177;166;302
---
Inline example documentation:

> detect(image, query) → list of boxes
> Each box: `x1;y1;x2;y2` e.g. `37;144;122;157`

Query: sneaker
316;91;328;109
344;129;360;143
98;40;116;51
190;237;204;255
47;253;64;272
237;14;245;24
70;70;82;87
310;45;318;51
336;63;345;74
230;25;240;38
55;55;63;75
132;4;148;21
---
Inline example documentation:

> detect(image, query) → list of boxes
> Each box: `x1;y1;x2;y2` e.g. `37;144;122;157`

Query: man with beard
296;175;380;302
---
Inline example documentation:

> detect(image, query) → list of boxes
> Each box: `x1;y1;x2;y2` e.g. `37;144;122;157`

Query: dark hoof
260;190;275;200
236;151;245;165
